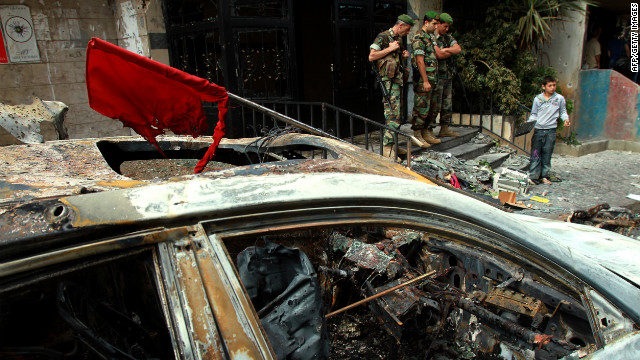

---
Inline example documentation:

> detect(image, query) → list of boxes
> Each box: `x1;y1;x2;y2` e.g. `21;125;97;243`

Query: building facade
0;0;634;145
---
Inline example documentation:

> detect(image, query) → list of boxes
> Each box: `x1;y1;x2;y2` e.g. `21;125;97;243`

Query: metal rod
241;106;246;137
349;115;354;145
324;270;436;318
310;105;315;128
322;104;328;133
228;92;344;142
364;122;369;150
336;110;340;138
252;109;257;137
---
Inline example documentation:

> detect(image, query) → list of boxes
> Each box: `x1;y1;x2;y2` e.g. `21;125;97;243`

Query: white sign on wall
0;5;40;63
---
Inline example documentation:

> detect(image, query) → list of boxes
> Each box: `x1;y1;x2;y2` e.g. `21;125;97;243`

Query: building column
536;5;588;110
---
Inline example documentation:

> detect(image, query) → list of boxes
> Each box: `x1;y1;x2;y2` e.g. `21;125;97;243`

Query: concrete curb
555;140;640;157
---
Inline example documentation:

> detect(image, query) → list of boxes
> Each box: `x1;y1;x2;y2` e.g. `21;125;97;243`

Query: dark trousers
529;128;556;180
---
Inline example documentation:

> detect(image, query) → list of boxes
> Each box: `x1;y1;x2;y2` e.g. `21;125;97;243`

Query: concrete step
495;163;529;174
467;152;511;169
348;125;482;161
403;125;480;155
444;142;495;160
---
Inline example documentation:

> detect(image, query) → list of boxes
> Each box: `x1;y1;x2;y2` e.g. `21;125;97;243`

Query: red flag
85;37;227;173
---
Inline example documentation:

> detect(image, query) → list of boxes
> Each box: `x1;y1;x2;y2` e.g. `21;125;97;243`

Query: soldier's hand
389;41;400;52
402;50;409;58
423;81;431;92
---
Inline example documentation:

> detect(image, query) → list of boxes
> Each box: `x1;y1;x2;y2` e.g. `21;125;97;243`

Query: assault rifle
371;61;393;108
442;35;471;112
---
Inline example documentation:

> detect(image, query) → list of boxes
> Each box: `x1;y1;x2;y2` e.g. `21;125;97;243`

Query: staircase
404;124;525;167
224;97;529;178
395;124;531;195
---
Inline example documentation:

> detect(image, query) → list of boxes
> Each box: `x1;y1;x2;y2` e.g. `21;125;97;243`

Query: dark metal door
163;0;296;100
332;0;406;120
225;0;296;100
163;0;297;137
332;1;370;116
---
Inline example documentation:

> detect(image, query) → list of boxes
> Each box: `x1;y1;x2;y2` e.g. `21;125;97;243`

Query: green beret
439;12;453;24
424;11;439;21
397;14;416;26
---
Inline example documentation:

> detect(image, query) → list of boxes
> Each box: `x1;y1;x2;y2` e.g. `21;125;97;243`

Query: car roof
2;171;639;324
2;136;639;325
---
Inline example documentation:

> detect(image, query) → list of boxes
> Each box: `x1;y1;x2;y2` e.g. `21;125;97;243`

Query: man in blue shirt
527;76;570;185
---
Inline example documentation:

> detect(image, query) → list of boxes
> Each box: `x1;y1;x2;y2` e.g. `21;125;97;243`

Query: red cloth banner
85;37;227;173
0;26;9;63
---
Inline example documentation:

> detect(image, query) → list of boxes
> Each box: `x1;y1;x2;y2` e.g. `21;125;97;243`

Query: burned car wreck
1;134;639;360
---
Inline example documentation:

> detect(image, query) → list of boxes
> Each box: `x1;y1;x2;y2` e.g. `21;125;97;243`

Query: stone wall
0;0;168;145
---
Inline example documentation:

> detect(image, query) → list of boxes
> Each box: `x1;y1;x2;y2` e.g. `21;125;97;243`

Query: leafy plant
451;0;592;116
557;130;582;145
513;0;556;49
510;0;596;50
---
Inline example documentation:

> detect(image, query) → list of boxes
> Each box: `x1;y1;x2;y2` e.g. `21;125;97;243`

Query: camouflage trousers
426;78;452;129
381;79;403;146
411;84;434;130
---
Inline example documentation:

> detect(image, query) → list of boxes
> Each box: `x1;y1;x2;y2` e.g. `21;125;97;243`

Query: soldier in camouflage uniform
426;12;462;138
411;11;445;148
369;14;414;159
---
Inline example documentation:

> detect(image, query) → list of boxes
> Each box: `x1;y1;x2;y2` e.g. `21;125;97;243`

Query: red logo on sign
0;26;9;63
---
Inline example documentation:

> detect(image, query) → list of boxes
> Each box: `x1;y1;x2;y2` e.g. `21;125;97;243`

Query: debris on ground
566;204;640;238
409;134;531;198
408;139;640;239
493;168;529;194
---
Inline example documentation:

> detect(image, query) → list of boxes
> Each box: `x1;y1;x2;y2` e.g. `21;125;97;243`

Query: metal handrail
226;97;416;167
225;95;532;166
227;94;344;142
471;95;532;156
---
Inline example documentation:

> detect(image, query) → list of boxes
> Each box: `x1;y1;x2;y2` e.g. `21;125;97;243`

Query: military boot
421;128;441;144
382;145;397;160
438;125;460;137
412;130;431;148
382;145;406;160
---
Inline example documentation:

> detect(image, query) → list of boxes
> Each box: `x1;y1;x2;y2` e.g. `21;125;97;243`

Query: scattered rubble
408;134;530;198
408;137;640;238
567;204;639;237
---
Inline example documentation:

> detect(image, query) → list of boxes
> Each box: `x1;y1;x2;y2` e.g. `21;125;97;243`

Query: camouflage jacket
435;32;458;80
411;29;438;87
370;28;408;82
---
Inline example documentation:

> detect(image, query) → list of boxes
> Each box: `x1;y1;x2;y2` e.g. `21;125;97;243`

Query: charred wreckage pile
407;134;529;197
407;134;640;238
231;227;590;360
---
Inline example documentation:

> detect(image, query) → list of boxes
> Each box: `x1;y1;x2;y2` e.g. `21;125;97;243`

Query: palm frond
514;0;598;49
